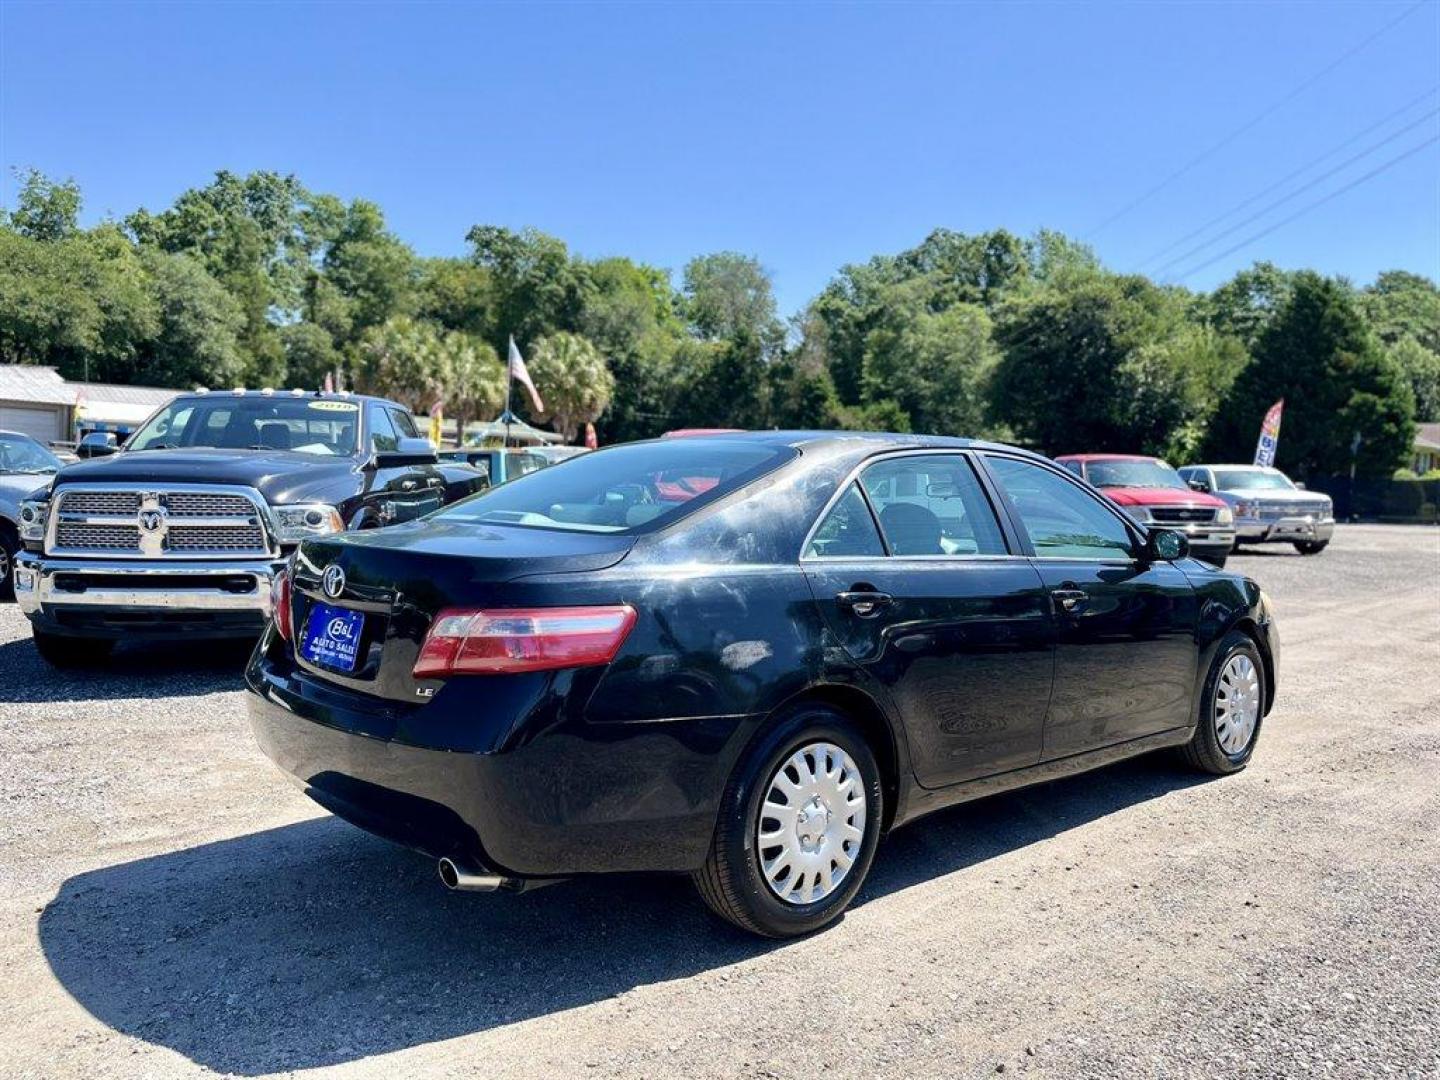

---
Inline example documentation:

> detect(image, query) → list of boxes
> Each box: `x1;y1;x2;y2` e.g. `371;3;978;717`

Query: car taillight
413;605;637;678
272;572;293;641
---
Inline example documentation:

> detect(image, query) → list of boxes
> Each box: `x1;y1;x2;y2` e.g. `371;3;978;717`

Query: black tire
1294;540;1328;555
1182;629;1265;775
693;706;884;938
0;521;17;601
33;631;116;668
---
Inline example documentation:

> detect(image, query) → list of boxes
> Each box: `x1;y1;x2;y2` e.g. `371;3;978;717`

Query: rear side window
806;483;885;558
986;455;1135;559
860;454;1006;556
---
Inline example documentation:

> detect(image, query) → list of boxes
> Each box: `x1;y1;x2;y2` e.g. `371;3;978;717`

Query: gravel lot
1;524;1437;1079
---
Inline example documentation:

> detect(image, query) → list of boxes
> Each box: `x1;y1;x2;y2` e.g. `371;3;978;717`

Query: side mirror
76;432;119;458
1187;478;1210;493
1145;527;1189;562
367;436;439;469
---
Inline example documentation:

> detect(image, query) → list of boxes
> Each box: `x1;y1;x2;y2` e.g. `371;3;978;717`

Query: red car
1054;454;1236;567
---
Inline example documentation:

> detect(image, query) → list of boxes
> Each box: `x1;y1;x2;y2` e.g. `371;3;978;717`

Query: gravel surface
1;524;1436;1079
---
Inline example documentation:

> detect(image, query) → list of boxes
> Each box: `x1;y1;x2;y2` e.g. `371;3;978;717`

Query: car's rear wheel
1182;630;1265;775
1294;540;1328;555
33;631;116;668
693;706;883;938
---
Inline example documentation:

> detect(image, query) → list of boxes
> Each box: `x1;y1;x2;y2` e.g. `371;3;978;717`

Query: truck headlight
1126;506;1153;524
271;503;344;543
17;500;48;543
1234;500;1258;519
1215;506;1234;525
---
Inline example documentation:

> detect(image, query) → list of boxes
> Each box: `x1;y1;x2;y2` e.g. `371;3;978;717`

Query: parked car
0;430;63;597
1054;453;1236;567
1178;464;1335;555
246;432;1278;938
438;447;552;488
13;390;487;666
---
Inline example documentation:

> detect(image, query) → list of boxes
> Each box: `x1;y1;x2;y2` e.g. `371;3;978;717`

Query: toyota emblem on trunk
322;564;346;599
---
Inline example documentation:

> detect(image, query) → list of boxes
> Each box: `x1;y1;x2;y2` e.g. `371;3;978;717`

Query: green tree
526;332;615;441
417;258;495;338
1387;336;1440;421
465;225;588;351
991;274;1244;457
442;332;505;441
140;249;246;389
354;316;450;413
1360;270;1440;354
1201;262;1295;349
5;168;81;241
280;322;341;391
682;252;783;351
1205;272;1416;478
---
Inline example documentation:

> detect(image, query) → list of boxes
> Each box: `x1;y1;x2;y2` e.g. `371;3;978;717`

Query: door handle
1051;587;1088;613
837;590;893;617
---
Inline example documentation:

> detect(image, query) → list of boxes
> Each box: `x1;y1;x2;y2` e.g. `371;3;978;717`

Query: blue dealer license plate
300;602;365;673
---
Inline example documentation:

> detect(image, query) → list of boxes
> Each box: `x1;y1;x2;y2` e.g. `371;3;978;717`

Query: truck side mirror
1187;478;1210;493
76;432;119;458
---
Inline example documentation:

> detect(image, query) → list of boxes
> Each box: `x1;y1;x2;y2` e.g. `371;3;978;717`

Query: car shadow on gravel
0;636;250;702
38;755;1208;1075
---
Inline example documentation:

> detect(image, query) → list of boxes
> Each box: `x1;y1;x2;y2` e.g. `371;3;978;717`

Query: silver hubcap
1215;653;1260;755
757;742;867;906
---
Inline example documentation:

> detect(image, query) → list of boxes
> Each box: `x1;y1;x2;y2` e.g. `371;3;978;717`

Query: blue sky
2;1;1436;315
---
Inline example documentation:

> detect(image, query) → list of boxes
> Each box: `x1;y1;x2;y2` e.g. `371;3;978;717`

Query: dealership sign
1253;399;1284;468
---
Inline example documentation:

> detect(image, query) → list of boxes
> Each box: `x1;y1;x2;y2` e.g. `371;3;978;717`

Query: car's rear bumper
14;553;283;639
1236;518;1335;544
244;644;747;878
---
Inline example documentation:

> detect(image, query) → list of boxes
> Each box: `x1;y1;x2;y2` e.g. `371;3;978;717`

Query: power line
1167;134;1440;283
1084;0;1429;239
1135;85;1439;272
1154;105;1440;280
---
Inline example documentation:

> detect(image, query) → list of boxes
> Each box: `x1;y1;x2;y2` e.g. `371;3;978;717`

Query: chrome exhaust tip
437;857;505;892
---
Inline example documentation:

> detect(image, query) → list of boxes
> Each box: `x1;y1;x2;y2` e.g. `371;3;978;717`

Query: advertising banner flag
1253;398;1284;467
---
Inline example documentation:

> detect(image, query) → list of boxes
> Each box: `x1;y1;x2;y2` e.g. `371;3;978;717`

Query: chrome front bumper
1236;517;1336;543
1168;522;1236;552
14;552;285;619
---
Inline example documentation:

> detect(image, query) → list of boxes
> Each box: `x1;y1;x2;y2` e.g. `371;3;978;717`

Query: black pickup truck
13;390;485;666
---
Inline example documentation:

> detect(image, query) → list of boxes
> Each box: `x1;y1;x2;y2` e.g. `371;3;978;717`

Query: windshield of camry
1214;468;1295;491
1085;460;1186;489
436;440;796;533
129;397;359;455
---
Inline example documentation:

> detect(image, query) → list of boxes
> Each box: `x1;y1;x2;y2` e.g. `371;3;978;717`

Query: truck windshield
129;397;360;456
435;439;796;533
1213;469;1295;491
1085;460;1187;490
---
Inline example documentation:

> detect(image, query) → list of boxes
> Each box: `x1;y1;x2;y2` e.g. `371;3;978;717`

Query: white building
0;365;176;445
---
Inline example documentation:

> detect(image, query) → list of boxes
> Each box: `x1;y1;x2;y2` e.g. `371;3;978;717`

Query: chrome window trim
797;448;1013;564
45;481;280;560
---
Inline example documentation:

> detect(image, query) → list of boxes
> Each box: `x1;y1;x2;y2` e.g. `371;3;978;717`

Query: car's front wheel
1182;630;1265;775
694;706;883;938
33;631;116;668
1294;540;1328;555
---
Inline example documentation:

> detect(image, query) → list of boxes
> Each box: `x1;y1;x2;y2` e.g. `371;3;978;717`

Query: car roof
1186;463;1280;471
170;391;400;408
642;429;1050;459
1053;453;1162;463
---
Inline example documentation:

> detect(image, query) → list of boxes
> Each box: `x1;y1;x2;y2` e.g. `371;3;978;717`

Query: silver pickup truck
1178;464;1335;555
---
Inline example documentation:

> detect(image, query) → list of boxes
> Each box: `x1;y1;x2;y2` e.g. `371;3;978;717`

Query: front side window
129;397;358;456
986;455;1135;560
860;454;1006;556
435;439;796;534
0;434;61;474
806;483;885;558
389;409;420;439
368;406;399;452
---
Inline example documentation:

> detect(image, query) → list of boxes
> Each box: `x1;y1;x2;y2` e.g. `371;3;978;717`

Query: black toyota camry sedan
245;432;1278;938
